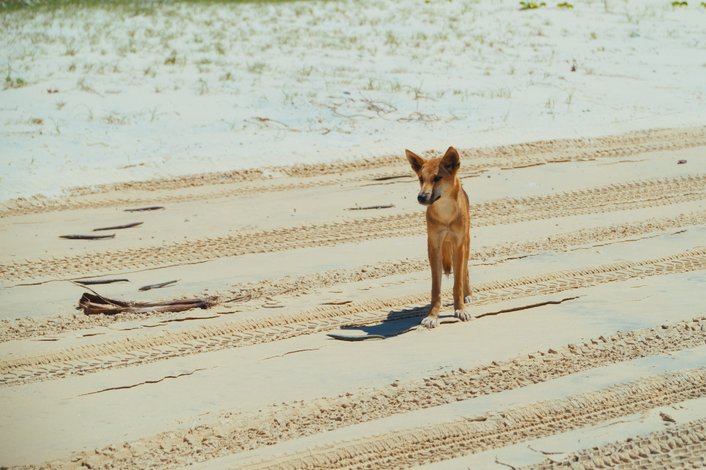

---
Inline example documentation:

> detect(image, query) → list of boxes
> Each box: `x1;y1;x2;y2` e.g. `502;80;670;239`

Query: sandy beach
1;126;705;468
1;0;706;468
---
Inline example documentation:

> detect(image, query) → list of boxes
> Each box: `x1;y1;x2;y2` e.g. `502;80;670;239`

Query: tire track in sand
234;369;706;469
78;127;706;191
2;209;703;342
526;417;706;469
2;174;704;281
1;248;705;386
4;126;704;217
38;316;706;469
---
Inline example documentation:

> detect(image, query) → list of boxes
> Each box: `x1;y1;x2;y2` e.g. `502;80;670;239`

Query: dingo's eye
433;175;442;182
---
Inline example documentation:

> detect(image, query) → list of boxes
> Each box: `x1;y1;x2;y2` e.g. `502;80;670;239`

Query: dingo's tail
442;241;452;275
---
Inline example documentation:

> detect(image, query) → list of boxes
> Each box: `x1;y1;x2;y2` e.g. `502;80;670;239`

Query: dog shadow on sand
328;304;463;341
327;296;576;341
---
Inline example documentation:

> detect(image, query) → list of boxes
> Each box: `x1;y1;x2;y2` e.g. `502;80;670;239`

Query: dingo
405;147;472;328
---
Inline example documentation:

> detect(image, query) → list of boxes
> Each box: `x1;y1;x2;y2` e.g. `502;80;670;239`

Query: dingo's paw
464;295;472;304
455;309;473;322
421;316;439;328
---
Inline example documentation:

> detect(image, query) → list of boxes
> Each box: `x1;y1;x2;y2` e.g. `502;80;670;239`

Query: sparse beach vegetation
519;1;546;10
1;2;706;468
1;0;705;199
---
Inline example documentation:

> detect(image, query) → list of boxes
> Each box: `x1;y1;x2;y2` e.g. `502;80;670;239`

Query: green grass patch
4;74;26;89
519;1;546;11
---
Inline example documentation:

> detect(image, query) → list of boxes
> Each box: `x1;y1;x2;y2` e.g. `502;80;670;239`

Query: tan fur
405;147;472;328
441;240;452;276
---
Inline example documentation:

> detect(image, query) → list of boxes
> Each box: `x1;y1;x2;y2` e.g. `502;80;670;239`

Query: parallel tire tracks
2;248;705;386
4;127;706;469
39;316;706;469
3;209;702;342
3;174;704;281
3;126;705;217
526;418;706;469
79;127;706;191
237;369;706;469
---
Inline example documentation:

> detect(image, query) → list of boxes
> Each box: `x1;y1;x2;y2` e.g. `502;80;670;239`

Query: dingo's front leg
464;266;472;305
453;239;473;322
422;237;443;328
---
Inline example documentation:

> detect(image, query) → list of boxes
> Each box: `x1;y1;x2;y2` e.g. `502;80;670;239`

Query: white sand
0;1;705;468
2;0;705;199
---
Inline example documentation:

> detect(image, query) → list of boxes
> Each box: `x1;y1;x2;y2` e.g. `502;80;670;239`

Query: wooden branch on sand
75;278;129;286
78;292;213;315
93;222;143;231
139;279;178;291
124;206;164;212
60;234;115;240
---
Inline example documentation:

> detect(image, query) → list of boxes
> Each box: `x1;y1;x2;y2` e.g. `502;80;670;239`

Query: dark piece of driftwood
372;175;409;182
139;279;178;291
124;206;164;212
78;292;212;315
93;222;143;231
347;204;394;211
75;279;129;286
60;234;115;240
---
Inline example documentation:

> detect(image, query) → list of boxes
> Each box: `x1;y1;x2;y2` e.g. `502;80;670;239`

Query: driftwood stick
347;204;394;211
71;282;125;307
220;293;252;303
93;222;143;231
372;175;409;181
70;271;210;317
75;279;129;286
76;287;213;315
60;234;115;240
124;206;164;212
139;280;178;291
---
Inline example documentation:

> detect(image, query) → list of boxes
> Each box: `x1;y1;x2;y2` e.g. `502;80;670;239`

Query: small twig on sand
527;444;565;455
124;206;164;212
93;222;143;231
139;280;178;291
494;457;518;469
75;279;129;286
372;175;409;182
220;293;253;303
347;204;394;211
60;234;115;240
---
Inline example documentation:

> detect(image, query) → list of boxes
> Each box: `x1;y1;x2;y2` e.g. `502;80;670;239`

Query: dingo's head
405;147;460;206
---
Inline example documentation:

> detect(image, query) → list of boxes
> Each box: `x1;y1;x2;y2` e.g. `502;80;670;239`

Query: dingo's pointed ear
441;147;460;173
405;149;425;174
